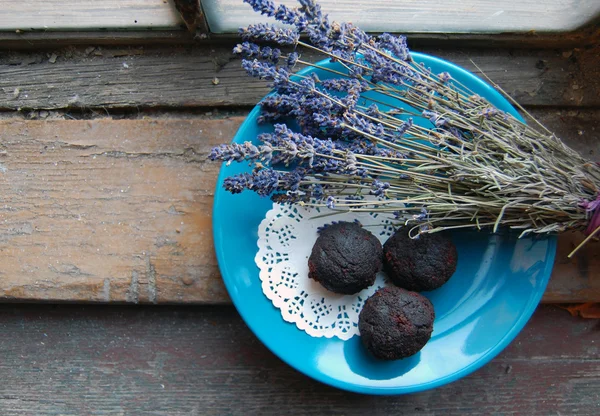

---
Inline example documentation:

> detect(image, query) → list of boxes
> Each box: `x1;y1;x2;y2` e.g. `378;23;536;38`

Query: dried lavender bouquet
210;0;600;250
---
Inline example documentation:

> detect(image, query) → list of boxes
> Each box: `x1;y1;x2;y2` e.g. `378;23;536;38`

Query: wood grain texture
0;30;597;50
202;0;600;33
0;118;227;304
0;116;598;304
0;44;597;111
0;304;598;415
0;0;183;31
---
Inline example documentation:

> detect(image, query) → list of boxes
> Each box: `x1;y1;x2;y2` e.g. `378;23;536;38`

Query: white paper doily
255;202;397;340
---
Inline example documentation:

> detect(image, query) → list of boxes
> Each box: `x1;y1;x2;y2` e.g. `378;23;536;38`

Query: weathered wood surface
0;116;598;304
0;304;597;415
0;0;183;31
0;44;597;111
203;0;600;33
0;31;597;50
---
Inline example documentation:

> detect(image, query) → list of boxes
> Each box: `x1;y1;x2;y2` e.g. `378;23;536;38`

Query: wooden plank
0;115;598;304
0;0;595;36
0;0;183;31
0;30;597;50
0;304;597;414
0;44;597;111
203;0;600;33
0;118;226;304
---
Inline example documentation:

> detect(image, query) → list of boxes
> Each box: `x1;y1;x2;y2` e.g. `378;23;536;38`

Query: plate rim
213;51;557;395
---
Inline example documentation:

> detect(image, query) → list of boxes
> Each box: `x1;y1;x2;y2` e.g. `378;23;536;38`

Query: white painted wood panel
203;0;600;33
0;0;183;31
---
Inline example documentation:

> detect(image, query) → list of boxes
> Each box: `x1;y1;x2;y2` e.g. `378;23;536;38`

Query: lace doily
255;202;397;340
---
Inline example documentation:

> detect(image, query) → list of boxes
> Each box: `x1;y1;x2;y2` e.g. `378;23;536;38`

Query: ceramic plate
213;53;557;394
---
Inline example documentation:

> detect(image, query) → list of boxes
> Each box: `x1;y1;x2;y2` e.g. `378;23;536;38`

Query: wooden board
203;0;600;34
0;0;183;31
0;116;598;304
0;45;597;110
1;0;597;35
0;304;598;414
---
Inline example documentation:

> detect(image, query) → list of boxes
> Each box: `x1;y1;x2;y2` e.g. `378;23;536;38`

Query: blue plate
213;53;557;394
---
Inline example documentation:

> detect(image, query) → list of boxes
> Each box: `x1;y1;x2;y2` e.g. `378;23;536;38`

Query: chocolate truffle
308;221;382;295
383;228;457;292
359;286;434;360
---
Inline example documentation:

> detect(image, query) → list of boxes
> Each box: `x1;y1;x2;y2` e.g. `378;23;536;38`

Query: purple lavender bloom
343;112;386;137
297;0;326;24
320;78;367;92
242;59;290;90
413;207;429;221
232;42;259;57
243;0;276;17
311;184;324;199
260;46;282;62
342;22;371;45
209;143;246;164
326;196;336;209
366;104;379;118
378;33;410;62
259;94;297;115
224;173;252;194
377;147;406;159
344;195;363;201
287;52;299;68
438;72;452;83
344;152;358;175
239;24;299;45
233;42;282;64
392;118;413;140
251;169;281;196
209;141;273;165
274;4;309;30
370;179;390;197
422;110;447;128
279;169;306;192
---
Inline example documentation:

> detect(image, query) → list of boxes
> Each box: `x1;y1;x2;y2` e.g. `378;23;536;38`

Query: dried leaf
557;303;600;319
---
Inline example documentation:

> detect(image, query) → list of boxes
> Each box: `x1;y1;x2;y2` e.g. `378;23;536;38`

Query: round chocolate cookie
308;221;382;295
383;228;457;292
359;286;434;360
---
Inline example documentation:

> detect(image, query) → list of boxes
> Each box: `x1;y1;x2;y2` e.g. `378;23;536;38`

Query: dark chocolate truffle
383;228;457;292
359;286;434;360
308;221;382;295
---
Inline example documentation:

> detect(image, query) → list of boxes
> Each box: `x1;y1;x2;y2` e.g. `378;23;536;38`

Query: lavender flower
412;207;429;221
393;118;413;140
378;33;410;62
242;59;291;90
213;0;600;245
438;72;452;83
287;52;299;68
243;0;276;17
422;110;448;128
252;169;281;196
297;0;326;24
209;141;273;165
274;4;309;30
223;173;252;194
311;184;325;199
370;180;390;197
239;24;299;45
326;196;336;209
233;42;282;64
